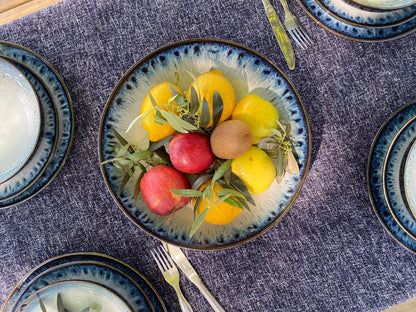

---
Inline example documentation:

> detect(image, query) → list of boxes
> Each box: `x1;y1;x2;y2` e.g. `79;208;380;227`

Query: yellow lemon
188;70;235;128
195;180;242;225
231;146;276;194
232;94;279;143
140;81;184;142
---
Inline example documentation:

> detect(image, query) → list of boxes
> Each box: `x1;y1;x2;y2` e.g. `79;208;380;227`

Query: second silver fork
151;246;194;312
278;0;313;49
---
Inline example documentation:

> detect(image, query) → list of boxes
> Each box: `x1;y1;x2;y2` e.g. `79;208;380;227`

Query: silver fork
278;0;313;49
151;246;194;312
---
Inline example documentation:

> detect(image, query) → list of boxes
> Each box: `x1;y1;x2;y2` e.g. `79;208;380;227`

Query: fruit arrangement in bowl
99;39;311;249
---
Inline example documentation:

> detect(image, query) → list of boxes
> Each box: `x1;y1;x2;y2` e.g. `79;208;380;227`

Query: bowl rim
98;38;312;250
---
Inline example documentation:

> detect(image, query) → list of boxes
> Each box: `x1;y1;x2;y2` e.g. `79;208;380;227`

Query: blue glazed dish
0;41;74;208
1;252;166;312
0;63;58;201
384;117;416;240
99;39;311;250
298;0;416;41
318;0;416;28
5;261;153;312
367;100;416;253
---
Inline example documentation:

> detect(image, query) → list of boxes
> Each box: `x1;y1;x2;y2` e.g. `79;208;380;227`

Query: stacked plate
297;0;416;41
368;99;416;253
1;252;167;312
0;41;73;208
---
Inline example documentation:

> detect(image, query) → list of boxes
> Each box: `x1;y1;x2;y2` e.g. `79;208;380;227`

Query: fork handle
175;287;194;312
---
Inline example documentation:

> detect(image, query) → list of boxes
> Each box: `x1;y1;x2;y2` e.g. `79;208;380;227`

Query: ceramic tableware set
298;0;416;41
0;41;74;209
368;99;416;253
1;0;415;309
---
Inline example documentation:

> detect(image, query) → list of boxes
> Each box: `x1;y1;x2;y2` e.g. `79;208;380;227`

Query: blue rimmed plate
352;0;416;10
384;117;416;240
17;280;132;312
0;41;74;208
99;39;311;250
298;0;416;40
0;63;58;201
0;58;40;184
367;100;416;253
1;252;166;312
405;140;416;218
317;0;416;28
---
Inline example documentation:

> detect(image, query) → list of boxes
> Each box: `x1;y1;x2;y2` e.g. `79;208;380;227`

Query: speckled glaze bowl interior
99;39;311;250
0;57;41;184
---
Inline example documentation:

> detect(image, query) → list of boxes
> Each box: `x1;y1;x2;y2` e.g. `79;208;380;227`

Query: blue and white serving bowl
16;280;132;312
99;39;311;250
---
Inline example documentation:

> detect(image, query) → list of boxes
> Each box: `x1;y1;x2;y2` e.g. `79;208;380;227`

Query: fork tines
151;246;174;271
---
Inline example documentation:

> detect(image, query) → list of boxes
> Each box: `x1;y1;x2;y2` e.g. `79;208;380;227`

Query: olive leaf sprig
171;160;254;237
101;127;169;199
256;121;300;183
37;293;101;312
126;72;224;136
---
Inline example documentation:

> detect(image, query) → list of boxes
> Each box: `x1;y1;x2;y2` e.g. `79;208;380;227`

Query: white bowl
0;57;41;184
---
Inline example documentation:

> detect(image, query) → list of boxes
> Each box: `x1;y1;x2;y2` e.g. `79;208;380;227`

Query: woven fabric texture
0;0;416;311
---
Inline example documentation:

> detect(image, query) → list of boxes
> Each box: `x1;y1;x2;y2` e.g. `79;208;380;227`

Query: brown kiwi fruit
210;120;253;159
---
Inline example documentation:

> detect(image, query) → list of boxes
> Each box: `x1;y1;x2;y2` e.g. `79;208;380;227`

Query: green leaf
169;84;180;98
216;188;245;199
200;98;210;128
39;299;47;312
159;110;198;133
223;197;244;210
116;144;130;158
190;208;209;237
149;135;173;151
170;189;203;197
193;196;202;219
128;150;153;162
212;160;232;184
134;167;146;201
153;110;166;125
192;174;213;191
211;91;224;128
112;127;135;154
275;148;285;177
148;92;158;108
117;159;133;166
118;169;132;196
235;196;250;211
189;86;200;115
229;172;255;205
57;293;65;312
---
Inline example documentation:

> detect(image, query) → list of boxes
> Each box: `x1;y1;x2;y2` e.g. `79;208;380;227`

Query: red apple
140;165;191;216
169;132;215;174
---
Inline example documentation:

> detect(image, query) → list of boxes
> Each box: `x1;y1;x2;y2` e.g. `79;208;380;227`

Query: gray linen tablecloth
1;0;416;311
